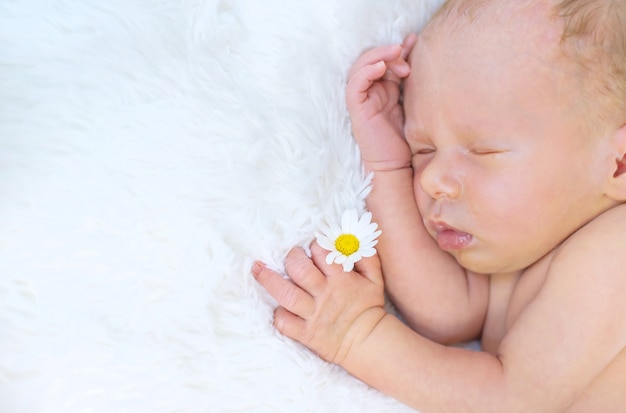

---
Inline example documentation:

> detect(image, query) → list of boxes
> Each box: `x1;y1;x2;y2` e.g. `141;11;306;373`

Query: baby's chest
482;259;550;353
505;264;548;328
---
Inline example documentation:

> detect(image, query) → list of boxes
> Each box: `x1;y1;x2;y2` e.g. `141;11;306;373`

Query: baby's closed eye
467;147;506;155
413;147;436;155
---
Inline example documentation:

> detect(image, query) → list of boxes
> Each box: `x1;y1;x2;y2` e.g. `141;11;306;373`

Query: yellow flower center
335;234;360;256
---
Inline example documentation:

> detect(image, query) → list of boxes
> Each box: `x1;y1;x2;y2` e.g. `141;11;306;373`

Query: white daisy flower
315;208;382;272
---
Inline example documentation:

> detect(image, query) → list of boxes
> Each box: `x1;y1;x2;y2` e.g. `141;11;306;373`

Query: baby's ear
614;153;626;178
606;123;626;201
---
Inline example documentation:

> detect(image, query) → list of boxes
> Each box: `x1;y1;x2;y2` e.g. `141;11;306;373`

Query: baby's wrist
338;309;391;369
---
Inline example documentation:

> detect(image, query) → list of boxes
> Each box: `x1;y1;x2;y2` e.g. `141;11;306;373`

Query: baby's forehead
413;1;567;74
422;0;562;46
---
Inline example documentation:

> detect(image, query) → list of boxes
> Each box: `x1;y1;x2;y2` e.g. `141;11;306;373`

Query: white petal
360;235;381;248
328;222;342;238
357;211;373;229
360;230;382;244
360;211;372;221
341;209;358;233
360;247;377;258
364;222;380;235
342;259;355;272
316;233;335;252
316;225;331;239
369;239;379;248
349;252;363;262
318;222;339;240
362;224;379;238
326;251;341;265
335;254;348;265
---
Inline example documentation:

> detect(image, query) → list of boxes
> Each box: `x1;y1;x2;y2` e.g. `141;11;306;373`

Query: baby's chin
452;251;526;276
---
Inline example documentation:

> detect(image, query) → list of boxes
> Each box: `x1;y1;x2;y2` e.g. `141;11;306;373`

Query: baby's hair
430;0;626;124
554;0;626;123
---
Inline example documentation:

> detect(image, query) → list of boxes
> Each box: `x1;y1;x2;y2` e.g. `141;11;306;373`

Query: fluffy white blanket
0;1;444;411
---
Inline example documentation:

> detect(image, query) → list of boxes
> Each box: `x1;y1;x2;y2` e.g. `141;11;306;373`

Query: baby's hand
252;242;386;366
347;34;417;173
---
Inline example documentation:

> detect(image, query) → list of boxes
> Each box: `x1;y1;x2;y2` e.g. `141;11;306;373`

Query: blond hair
554;0;626;123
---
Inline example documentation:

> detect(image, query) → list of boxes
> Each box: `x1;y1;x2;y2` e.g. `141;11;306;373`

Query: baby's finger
401;32;418;60
353;254;383;286
252;262;315;318
346;60;387;107
347;44;403;79
379;33;417;83
383;70;401;85
383;57;410;82
284;247;327;297
273;307;307;342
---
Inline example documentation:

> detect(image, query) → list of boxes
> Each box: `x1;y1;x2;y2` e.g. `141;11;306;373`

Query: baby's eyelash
469;148;501;155
411;146;509;157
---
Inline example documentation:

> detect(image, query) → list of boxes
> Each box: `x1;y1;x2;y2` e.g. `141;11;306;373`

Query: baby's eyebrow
405;124;436;147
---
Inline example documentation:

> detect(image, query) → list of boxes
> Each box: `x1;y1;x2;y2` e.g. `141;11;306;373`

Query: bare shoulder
552;203;626;274
544;203;626;321
539;204;626;410
492;204;626;411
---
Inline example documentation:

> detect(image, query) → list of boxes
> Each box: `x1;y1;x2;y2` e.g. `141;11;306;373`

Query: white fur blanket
0;1;443;412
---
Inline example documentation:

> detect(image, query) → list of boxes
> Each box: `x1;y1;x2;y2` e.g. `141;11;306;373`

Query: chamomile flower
315;208;382;272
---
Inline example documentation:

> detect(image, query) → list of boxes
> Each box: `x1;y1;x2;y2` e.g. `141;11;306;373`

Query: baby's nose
418;153;463;200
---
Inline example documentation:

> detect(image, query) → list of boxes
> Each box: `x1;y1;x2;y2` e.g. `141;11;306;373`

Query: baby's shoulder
567;203;626;245
550;204;626;280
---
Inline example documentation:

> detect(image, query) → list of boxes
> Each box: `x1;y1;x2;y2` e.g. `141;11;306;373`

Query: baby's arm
342;214;626;412
346;38;488;342
254;206;626;412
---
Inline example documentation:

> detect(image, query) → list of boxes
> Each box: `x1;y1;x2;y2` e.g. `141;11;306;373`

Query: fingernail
251;261;265;279
273;309;285;331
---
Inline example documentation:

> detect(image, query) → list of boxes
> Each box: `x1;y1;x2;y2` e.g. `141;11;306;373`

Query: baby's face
402;17;613;274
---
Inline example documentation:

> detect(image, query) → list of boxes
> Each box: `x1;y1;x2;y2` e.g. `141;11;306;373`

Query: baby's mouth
428;221;473;251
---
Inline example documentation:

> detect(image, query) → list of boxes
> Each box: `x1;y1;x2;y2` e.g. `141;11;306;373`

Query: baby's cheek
412;178;430;213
